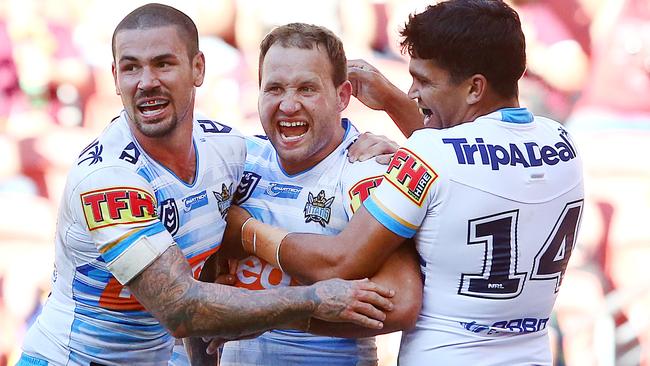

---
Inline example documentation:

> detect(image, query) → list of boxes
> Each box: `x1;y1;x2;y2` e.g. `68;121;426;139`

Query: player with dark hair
227;1;584;364
17;4;394;365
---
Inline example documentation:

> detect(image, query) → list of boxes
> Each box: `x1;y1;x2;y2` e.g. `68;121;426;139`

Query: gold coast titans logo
213;183;233;219
304;190;334;227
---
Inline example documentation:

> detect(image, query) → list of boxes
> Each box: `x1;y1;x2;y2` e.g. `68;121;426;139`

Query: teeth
279;121;307;127
138;99;167;108
281;132;307;141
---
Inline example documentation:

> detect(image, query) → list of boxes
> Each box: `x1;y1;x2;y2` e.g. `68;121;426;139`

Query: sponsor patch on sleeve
384;148;437;206
348;175;383;213
81;187;158;230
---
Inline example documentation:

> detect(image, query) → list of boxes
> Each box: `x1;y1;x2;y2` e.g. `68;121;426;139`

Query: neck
132;122;197;185
469;95;520;122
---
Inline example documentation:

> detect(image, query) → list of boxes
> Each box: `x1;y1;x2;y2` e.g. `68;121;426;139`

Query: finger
375;154;393;165
206;338;225;355
347;59;369;68
350;78;360;97
357;288;394;312
215;273;236;285
356;278;395;298
341;309;384;329
228;258;239;274
347;134;374;161
356;153;372;162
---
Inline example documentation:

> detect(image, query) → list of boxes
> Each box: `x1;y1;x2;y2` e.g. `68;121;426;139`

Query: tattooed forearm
129;245;314;339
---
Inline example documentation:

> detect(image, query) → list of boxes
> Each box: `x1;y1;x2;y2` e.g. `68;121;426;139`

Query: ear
466;74;487;105
112;62;121;96
337;80;353;112
192;51;206;87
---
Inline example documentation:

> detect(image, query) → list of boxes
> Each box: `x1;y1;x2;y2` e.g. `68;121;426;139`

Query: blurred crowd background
0;0;649;365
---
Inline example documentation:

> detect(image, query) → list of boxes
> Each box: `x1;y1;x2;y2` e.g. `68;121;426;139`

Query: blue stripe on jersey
364;197;417;238
101;223;166;263
136;165;155;183
73;261;111;301
74;304;155;326
499;108;533;124
17;354;48;366
70;316;153;343
174;226;221;253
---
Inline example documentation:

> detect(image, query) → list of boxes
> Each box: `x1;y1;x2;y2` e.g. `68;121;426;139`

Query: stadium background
0;0;648;365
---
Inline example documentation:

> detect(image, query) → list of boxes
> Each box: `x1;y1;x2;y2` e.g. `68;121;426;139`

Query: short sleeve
71;166;174;284
364;133;439;238
341;159;387;219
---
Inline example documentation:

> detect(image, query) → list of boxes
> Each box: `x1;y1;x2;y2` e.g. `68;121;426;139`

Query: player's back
394;109;583;365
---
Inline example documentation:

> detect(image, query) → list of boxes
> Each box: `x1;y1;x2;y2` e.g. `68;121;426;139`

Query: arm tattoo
129;245;316;339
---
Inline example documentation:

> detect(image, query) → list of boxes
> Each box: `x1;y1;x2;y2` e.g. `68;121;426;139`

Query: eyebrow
118;53;178;63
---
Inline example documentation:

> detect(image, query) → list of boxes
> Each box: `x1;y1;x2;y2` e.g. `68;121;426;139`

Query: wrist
241;218;289;269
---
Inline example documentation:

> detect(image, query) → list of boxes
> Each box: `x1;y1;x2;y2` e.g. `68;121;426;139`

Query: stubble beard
132;115;178;138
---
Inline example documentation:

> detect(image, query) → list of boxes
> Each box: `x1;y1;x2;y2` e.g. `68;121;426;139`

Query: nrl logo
304;190;334;227
159;198;179;236
213;183;233;218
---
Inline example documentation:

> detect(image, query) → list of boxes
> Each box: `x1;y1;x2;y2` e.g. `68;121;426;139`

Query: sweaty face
112;26;204;139
258;44;350;174
407;57;470;129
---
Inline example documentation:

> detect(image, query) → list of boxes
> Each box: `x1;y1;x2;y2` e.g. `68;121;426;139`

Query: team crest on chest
213;183;233;218
304;190;335;227
159;198;179;236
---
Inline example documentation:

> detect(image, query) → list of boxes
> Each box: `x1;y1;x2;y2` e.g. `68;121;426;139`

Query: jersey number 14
458;200;583;299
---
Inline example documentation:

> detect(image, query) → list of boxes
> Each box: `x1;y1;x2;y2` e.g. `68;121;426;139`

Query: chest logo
304;190;334;227
264;183;302;199
183;190;208;212
234;171;261;205
159;198;179;236
213;183;233;219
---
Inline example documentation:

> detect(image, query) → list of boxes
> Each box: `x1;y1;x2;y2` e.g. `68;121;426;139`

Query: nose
407;82;418;100
279;92;301;115
138;67;161;91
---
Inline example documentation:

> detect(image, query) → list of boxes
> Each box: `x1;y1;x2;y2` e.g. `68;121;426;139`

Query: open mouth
278;121;308;142
137;99;169;117
419;107;434;125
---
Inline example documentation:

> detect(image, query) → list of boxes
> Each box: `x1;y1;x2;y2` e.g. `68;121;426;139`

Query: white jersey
20;111;245;366
364;108;584;365
221;119;384;366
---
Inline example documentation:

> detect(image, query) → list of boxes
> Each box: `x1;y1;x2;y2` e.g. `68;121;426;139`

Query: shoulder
73;115;142;179
195;117;246;144
194;117;248;164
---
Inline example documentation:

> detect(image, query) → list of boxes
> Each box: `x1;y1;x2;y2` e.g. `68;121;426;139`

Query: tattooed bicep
127;245;194;327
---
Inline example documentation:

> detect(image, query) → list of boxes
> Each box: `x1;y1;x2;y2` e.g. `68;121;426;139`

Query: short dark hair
258;23;347;87
112;3;199;61
400;0;526;98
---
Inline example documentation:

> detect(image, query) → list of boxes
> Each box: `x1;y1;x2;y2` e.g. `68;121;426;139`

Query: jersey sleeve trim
364;196;417;238
100;224;167;263
106;223;174;285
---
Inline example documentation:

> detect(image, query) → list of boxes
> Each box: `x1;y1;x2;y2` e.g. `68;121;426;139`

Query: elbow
400;298;421;330
385;297;420;332
158;305;193;338
384;280;422;332
168;327;189;339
